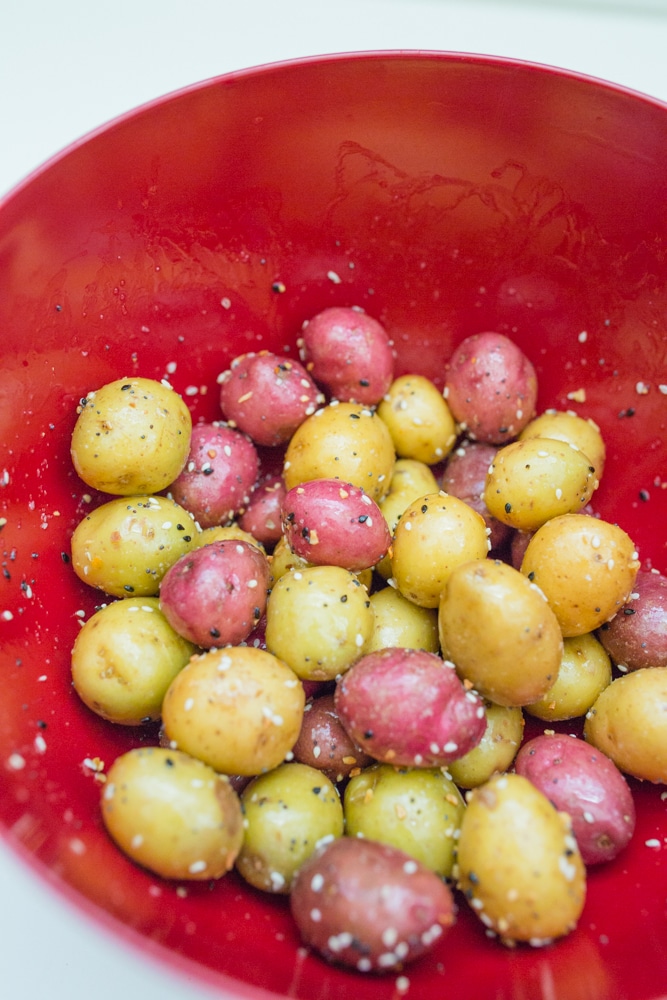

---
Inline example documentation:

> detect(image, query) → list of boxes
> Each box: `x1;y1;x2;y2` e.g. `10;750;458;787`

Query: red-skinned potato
218;351;324;446
444;331;537;444
291;693;374;782
514;734;636;865
440;441;512;551
159;539;270;647
334;647;486;767
281;479;391;571
597;569;667;670
169;422;259;529
298;306;394;406
290;836;455;972
238;474;286;546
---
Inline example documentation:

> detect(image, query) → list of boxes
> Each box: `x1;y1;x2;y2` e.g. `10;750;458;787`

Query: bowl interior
0;52;666;1000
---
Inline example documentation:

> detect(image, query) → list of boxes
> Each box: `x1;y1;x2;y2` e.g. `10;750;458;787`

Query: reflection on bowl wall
0;52;666;1000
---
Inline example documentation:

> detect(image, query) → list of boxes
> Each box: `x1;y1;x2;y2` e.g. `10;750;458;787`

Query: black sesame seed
623;607;636;615
505;502;512;513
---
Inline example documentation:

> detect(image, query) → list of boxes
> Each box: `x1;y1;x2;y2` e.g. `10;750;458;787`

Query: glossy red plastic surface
0;52;666;1000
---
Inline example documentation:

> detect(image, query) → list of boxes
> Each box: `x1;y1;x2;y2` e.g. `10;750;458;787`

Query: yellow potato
101;747;243;880
519;409;606;478
367;585;439;653
438;559;563;706
283;401;395;501
584;667;667;783
377;375;457;464
391;492;489;608
161;645;305;776
388;458;440;498
456;773;586;944
520;513;640;637
191;523;265;552
71;377;192;495
447;702;525;789
484;437;598;531
525;632;612;721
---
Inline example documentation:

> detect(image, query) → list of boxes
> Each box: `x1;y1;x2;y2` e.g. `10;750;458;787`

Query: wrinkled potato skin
290;837;455;972
520;514;640;637
447;702;525;789
597;569;667;671
584;667;667;783
515;734;635;865
101;747;244;880
438;559;563;706
391;492;489;608
334;647;486;768
367;586;439;654
236;762;344;893
519;409;606;478
377;374;457;464
525;633;612;721
265;566;374;681
71;597;195;725
484;438;598;531
161;646;305;776
283;402;395;502
456;773;586;944
70;495;197;598
71;377;192;496
344;764;465;877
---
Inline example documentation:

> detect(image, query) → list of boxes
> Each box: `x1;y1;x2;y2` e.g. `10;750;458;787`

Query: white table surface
2;1;667;997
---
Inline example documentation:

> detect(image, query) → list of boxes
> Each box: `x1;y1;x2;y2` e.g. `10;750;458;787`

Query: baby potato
519;408;605;478
71;597;195;725
101;747;243;880
70;494;197;598
344;764;465;877
515;734;635;865
238;474;286;546
290;837;455;972
584;667;667;783
520;513;640;636
484;437;598;531
438;559;563;706
281;479;391;572
388;458;440;498
367;585;439;654
71;377;192;496
190;522;265;552
597;569;667;671
456;772;586;944
161;645;305;776
291;693;374;781
334;647;487;768
440;442;512;551
377;374;457;464
391;491;489;608
283;401;395;502
525;633;612;722
236;762;344;894
265;565;374;681
447;702;525;789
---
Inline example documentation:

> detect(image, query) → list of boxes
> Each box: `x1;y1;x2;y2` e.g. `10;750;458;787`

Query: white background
1;1;667;997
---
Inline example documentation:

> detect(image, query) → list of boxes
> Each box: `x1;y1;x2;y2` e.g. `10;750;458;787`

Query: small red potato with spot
298;306;394;406
515;734;636;865
334;647;486;767
282;478;391;571
159;539;270;648
290;836;455;972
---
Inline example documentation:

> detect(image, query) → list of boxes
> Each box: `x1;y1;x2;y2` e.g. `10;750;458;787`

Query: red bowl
0;51;666;1000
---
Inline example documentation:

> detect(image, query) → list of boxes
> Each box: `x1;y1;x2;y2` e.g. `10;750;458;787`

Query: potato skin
71;377;192;496
161;645;305;776
238;474;286;546
584;667;667;783
514;734;635;865
101;747;244;880
159;539;270;648
444;332;537;444
281;478;391;571
520;513;640;637
71;597;195;725
377;374;457;464
367;585;440;654
525;632;611;722
597;569;667;670
290;837;455;972
456;773;586;944
291;693;374;782
334;647;486;767
299;306;394;406
218;351;324;446
447;702;525;789
518;409;606;478
438;559;563;706
440;442;512;551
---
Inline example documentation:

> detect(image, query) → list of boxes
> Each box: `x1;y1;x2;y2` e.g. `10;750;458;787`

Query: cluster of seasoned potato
67;315;666;974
